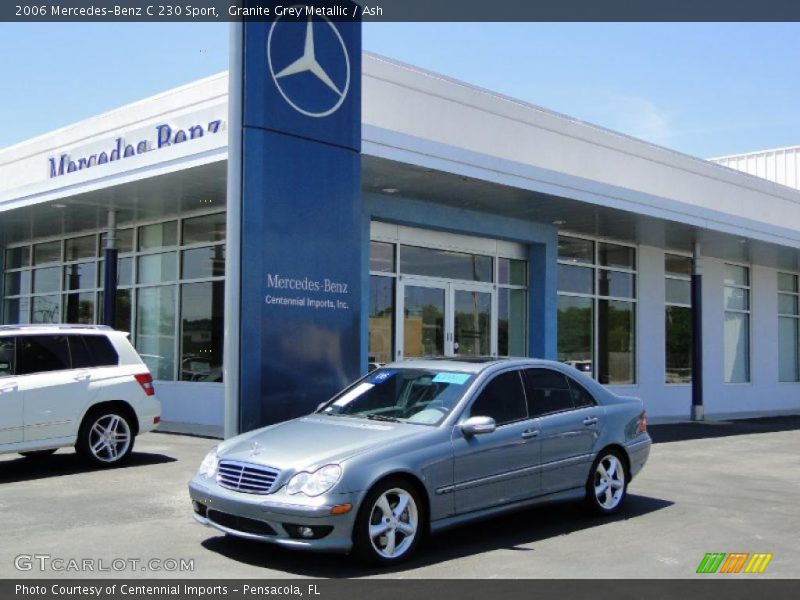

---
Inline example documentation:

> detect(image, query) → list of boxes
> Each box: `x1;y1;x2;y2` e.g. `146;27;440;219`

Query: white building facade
1;55;799;434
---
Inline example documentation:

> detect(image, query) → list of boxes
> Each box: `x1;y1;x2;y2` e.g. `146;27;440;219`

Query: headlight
286;464;342;497
198;447;219;478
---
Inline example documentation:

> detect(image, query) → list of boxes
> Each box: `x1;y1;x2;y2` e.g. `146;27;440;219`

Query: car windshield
317;368;475;426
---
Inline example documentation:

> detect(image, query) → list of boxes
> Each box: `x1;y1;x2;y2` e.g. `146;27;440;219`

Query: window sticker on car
432;372;470;385
367;369;396;384
333;382;375;406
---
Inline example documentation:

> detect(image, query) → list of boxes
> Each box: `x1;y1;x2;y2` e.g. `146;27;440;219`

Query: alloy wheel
88;414;132;464
367;488;419;560
593;454;625;510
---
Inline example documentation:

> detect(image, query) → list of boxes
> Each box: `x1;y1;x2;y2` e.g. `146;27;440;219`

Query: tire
19;449;58;459
353;477;425;565
76;409;135;467
585;449;628;515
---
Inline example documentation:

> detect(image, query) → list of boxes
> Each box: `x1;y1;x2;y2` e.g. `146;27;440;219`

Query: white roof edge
709;144;800;161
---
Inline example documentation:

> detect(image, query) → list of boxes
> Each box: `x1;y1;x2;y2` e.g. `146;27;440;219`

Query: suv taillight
637;410;648;434
134;373;155;396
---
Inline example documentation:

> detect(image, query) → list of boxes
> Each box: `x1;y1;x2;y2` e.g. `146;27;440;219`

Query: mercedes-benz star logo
249;441;261;457
267;16;350;118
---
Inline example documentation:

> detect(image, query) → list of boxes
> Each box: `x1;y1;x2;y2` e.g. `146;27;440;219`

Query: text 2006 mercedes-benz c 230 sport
189;358;651;564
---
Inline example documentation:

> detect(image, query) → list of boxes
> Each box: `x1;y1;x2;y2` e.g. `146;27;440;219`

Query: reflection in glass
597;299;635;384
557;236;594;264
724;312;750;383
400;246;492;282
32;295;61;324
778;272;798;293
665;254;692;277
598;269;635;298
498;258;527;286
498;288;527;357
34;241;61;265
65;235;96;261
454;289;491;356
5;247;30;269
598;243;635;269
136;286;177;380
368;276;394;364
181;246;226;279
558;264;593;294
558;295;593;373
181;282;224;382
666;278;691;305
33;267;60;293
778;317;799;382
665;306;692;383
4;271;30;296
99;290;132;333
64;262;96;291
3;298;30;324
778;293;799;316
138;253;177;284
724;264;749;287
139;221;178;251
64;292;95;324
403;285;444;357
100;228;135;254
183;213;226;244
724;286;749;311
369;242;395;273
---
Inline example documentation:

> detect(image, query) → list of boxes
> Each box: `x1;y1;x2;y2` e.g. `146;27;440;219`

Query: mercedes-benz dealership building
2;42;799;435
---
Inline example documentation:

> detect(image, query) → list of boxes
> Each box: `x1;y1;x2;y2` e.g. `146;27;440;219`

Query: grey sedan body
189;358;651;564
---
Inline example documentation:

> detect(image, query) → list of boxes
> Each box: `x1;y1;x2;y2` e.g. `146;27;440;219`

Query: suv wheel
76;409;135;467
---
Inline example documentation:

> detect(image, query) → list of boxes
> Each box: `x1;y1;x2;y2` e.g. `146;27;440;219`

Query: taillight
637;410;648;434
134;373;155;396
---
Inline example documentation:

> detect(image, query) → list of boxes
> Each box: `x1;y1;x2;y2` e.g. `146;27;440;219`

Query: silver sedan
189;358;651;564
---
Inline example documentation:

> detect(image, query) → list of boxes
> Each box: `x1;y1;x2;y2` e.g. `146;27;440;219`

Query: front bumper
188;477;360;553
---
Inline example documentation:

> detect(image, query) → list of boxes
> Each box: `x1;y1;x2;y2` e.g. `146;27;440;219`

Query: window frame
723;261;752;384
777;271;800;383
664;252;693;385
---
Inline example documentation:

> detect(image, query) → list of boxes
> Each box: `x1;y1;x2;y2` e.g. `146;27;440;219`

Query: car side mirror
461;416;496;436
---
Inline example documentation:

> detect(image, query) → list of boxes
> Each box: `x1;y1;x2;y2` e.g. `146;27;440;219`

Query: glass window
138;252;177;284
557;295;593;375
665;254;692;277
724;312;750;383
369;242;395;273
180;281;224;382
666;306;692;384
724;264;749;287
83;335;119;367
666;278;691;306
31;295;60;323
63;262;96;291
3;298;30;324
99;289;132;333
498;288;527;357
368;276;394;365
522;368;573;416
566;377;596;408
400;245;493;282
778;317;799;383
4;271;30;296
182;213;226;245
33;241;61;265
498;258;527;286
181;246;226;280
558;236;594;264
558;264;593;294
64;292;95;324
100;228;135;254
17;335;71;374
0;337;14;377
598;242;636;269
139;221;178;251
98;257;133;287
779;293;799;316
65;235;96;261
5;247;30;269
136;285;177;380
724;287;749;311
598;270;635;299
33;267;60;293
597;299;635;384
469;370;527;425
778;272;799;293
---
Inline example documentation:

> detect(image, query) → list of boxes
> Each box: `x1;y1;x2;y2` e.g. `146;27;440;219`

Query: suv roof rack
0;324;114;331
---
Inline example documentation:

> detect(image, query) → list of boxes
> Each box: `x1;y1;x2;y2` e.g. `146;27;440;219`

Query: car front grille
207;510;277;536
216;460;280;494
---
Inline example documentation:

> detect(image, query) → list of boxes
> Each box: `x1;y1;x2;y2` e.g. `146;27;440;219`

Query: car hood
217;414;427;471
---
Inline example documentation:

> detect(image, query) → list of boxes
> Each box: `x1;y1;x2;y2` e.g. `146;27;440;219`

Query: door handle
583;416;598;426
0;384;18;393
73;372;91;381
521;429;539;439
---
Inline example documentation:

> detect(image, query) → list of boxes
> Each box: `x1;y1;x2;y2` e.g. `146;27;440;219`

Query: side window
566;376;596;408
469;370;527;426
0;337;15;377
523;368;574;416
69;336;93;369
80;335;119;367
17;335;71;375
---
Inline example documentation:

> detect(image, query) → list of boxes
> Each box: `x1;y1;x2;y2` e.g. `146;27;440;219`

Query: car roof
0;324;118;335
383;356;568;374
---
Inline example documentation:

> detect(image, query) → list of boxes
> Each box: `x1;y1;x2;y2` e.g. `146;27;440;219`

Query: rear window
69;335;119;368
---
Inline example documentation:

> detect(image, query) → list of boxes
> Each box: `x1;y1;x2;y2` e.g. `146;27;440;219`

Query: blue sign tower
226;6;362;434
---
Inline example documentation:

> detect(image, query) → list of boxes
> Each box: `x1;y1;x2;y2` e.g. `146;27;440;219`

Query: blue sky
1;22;799;158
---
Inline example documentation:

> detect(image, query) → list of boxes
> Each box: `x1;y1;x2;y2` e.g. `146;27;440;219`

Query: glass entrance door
398;278;495;359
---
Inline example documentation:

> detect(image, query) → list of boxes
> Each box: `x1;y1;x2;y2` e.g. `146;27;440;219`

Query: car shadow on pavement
649;415;800;444
200;493;673;577
0;450;177;484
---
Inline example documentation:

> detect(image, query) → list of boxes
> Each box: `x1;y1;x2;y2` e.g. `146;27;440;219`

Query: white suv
0;325;161;467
